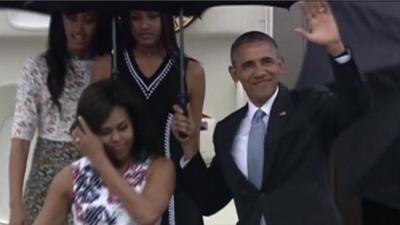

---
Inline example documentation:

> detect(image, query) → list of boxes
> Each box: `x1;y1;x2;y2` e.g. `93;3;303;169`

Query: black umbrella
0;1;104;14
76;1;295;16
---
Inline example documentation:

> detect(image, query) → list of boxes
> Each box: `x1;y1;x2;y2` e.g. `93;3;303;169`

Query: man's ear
229;65;238;83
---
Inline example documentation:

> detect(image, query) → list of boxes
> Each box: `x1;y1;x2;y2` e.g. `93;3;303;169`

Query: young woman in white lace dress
8;5;109;225
32;80;175;225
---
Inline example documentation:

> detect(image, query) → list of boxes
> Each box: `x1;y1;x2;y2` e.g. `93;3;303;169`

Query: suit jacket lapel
262;85;291;189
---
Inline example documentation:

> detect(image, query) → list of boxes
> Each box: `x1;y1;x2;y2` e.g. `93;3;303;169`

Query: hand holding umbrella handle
176;93;188;138
171;102;197;161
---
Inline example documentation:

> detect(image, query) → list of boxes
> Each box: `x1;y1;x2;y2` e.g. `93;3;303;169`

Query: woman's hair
45;10;110;111
76;79;159;162
120;10;179;56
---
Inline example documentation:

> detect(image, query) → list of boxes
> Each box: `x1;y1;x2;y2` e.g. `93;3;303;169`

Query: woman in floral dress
33;79;175;225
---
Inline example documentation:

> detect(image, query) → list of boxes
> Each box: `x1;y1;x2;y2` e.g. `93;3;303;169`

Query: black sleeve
179;128;233;215
321;53;370;139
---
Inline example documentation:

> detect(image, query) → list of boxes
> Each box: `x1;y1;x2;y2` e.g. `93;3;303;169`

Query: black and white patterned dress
117;49;203;225
71;157;156;225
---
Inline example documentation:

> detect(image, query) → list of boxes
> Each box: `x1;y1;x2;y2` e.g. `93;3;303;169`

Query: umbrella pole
111;15;120;80
177;8;188;138
177;8;187;113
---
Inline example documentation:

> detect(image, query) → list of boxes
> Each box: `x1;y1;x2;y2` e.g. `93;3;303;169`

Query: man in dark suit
172;1;370;225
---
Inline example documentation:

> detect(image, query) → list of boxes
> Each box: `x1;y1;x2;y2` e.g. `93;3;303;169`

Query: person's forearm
180;153;232;215
329;54;370;133
9;139;30;208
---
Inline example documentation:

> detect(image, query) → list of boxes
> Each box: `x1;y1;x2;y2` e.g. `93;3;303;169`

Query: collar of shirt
247;86;279;122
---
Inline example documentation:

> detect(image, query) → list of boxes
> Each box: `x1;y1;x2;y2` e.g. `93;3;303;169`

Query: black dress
117;49;204;225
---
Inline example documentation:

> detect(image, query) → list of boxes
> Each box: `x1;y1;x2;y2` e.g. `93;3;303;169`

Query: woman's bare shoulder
186;58;205;82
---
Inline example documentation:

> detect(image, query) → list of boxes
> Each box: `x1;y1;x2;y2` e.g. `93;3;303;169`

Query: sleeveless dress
11;55;93;224
71;157;159;225
117;49;203;225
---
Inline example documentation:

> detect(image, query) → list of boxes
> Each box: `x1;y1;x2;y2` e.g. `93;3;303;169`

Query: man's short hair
230;31;279;65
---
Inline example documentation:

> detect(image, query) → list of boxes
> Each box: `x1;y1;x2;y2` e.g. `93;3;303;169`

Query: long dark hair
120;10;179;56
76;79;159;163
45;11;110;111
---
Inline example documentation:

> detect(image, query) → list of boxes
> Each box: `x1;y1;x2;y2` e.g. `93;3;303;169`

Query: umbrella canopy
0;1;103;14
106;1;295;15
0;1;295;15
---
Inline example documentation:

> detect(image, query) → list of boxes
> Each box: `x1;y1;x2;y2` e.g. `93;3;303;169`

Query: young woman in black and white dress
92;10;205;225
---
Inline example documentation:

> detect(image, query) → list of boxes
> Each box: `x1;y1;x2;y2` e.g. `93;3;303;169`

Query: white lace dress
11;54;94;224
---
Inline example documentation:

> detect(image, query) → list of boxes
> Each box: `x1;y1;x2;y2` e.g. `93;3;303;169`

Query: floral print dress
71;157;159;225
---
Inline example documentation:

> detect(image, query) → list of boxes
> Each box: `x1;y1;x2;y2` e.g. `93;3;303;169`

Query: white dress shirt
231;87;279;178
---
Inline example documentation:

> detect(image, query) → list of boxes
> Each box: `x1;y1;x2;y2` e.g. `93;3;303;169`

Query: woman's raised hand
72;116;105;161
